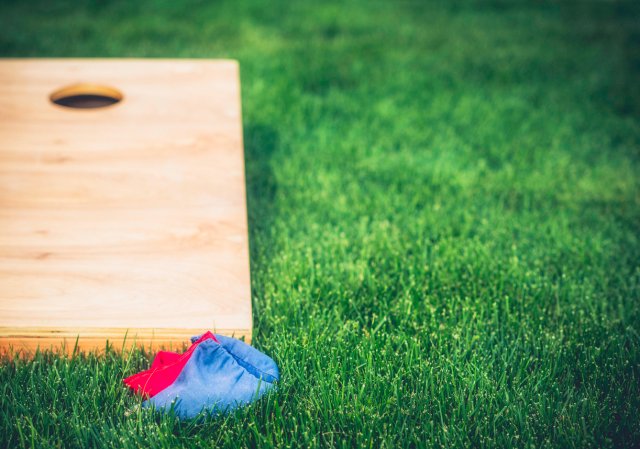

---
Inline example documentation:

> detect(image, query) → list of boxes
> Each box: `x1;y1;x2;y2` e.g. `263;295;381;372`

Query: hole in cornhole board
50;83;123;109
0;59;252;354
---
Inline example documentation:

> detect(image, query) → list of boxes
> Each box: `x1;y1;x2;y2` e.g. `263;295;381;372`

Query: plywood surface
0;59;252;353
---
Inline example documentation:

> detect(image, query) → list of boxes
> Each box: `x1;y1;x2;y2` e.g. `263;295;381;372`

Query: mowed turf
1;0;639;447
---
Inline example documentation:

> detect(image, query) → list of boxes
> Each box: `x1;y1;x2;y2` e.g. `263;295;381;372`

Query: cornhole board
0;59;252;353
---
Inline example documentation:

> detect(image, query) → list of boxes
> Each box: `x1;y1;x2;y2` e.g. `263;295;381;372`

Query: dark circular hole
50;84;123;110
53;94;120;109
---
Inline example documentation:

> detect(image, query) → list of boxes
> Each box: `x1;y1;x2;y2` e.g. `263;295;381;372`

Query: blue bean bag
124;332;279;419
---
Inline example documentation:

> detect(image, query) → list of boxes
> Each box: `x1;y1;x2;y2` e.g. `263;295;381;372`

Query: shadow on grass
242;123;279;335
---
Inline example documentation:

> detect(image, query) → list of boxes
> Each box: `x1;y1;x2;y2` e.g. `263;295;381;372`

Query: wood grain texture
0;59;252;354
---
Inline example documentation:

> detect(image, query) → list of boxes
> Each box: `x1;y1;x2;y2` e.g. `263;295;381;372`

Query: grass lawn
1;0;639;447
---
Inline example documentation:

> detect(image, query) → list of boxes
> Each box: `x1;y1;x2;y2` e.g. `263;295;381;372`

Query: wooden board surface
0;59;252;353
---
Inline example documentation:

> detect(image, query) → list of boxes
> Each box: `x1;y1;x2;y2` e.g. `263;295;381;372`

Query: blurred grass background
1;0;639;447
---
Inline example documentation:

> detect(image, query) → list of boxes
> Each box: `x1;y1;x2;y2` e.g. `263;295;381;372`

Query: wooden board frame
0;59;252;354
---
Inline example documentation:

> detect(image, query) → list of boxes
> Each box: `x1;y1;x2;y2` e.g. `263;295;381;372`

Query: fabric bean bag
123;332;279;419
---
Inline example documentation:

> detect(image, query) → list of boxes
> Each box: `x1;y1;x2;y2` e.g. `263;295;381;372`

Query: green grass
1;0;640;447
